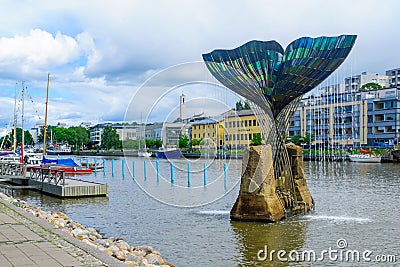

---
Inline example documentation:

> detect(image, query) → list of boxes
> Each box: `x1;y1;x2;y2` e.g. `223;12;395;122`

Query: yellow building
191;117;224;148
190;110;261;149
223;109;261;148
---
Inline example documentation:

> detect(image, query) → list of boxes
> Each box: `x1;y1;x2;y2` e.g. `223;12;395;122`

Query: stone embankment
0;192;173;267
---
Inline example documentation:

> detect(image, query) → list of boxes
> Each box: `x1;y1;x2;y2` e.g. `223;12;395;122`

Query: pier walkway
0;197;124;267
0;163;108;197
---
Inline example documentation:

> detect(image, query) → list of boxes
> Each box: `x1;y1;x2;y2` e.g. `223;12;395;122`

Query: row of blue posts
80;157;228;187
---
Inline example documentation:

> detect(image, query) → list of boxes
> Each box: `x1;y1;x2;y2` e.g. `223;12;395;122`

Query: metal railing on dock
0;162;27;178
29;166;65;186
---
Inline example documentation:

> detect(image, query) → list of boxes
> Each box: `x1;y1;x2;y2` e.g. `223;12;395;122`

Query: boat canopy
42;156;79;167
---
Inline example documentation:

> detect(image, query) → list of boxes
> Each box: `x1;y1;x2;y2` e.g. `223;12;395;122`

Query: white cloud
0;29;97;82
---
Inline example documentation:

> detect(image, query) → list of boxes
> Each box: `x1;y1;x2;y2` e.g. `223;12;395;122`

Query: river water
7;157;400;266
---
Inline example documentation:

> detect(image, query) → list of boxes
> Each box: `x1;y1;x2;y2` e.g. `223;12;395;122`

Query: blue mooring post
224;163;228;187
94;158;97;174
80;157;82;165
102;159;106;175
111;159;114;176
132;160;135;178
187;162;191;187
144;161;147;180
170;162;174;185
156;161;160;183
203;163;207;186
122;159;125;179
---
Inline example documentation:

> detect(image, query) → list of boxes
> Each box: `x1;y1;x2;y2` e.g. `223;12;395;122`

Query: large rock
285;144;314;212
230;145;286;222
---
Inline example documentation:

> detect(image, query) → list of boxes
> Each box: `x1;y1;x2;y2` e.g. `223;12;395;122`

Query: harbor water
6;157;400;266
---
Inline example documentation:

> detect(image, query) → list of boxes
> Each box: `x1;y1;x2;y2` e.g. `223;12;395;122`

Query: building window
253;120;256;126
386;91;395;98
245;120;248;127
249;133;252;140
249;120;252;127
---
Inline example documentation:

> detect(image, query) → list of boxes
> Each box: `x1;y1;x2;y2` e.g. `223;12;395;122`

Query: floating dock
0;163;108;198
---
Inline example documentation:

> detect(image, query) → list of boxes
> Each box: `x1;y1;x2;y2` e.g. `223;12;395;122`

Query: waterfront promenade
0;197;125;267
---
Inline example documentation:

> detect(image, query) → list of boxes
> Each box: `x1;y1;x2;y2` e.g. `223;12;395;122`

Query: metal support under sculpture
203;35;357;221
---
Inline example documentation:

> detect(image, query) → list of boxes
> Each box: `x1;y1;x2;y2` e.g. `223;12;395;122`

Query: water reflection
230;219;308;266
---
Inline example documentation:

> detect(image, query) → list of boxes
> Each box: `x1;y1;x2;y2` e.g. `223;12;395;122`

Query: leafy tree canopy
235;100;251;111
178;135;189;148
250;133;262;146
101;126;120;150
360;82;382;91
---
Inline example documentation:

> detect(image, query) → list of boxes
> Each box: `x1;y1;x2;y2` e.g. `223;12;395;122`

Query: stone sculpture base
286;143;314;213
230;144;314;222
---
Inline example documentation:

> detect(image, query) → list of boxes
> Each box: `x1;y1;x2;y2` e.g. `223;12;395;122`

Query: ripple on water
303;214;372;224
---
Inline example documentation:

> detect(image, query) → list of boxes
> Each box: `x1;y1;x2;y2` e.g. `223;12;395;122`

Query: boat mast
20;82;25;163
13;83;17;152
42;74;50;155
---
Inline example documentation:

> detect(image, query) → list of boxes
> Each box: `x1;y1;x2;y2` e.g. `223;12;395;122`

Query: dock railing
0;162;26;178
29;166;65;186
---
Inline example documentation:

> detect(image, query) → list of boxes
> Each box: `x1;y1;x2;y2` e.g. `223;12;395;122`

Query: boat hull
46;151;72;155
349;155;381;163
156;150;181;159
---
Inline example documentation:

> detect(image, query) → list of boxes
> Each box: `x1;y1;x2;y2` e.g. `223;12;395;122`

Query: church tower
180;93;186;120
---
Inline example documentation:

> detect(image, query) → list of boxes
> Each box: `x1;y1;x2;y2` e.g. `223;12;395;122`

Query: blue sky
0;0;399;136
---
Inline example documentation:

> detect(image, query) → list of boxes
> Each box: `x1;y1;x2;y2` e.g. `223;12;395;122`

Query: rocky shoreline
0;192;173;267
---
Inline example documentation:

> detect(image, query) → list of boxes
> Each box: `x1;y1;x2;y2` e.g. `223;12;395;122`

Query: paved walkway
0;199;124;267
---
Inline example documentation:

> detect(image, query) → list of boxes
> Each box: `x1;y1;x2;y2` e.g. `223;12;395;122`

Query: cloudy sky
0;0;399;134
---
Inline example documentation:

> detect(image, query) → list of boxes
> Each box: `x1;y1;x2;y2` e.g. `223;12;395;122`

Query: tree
243;100;251;110
71;126;90;149
250;133;262;146
10;128;34;145
303;132;314;144
189;138;202;148
101;126;120;150
360;82;382;91
0;135;12;149
235;100;251;111
291;134;303;145
123;140;140;149
178;135;189;148
145;139;162;148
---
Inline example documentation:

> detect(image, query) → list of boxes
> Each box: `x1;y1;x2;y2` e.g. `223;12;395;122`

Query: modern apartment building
289;87;400;146
344;72;390;91
89;123;140;146
386;67;400;88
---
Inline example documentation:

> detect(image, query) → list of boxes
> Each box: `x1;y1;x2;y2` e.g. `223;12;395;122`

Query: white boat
0;151;20;163
137;149;152;157
46;143;72;155
348;154;381;163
